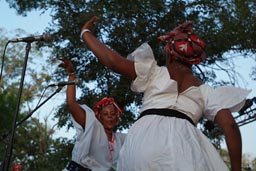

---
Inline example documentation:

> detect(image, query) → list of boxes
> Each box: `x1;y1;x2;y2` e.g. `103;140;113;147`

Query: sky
0;0;256;159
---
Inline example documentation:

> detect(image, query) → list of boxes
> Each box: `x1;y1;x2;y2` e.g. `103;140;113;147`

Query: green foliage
5;0;256;131
5;0;256;141
252;157;256;171
0;27;54;134
0;28;70;170
9;118;73;171
218;149;256;170
0;117;73;171
2;0;256;169
0;88;18;133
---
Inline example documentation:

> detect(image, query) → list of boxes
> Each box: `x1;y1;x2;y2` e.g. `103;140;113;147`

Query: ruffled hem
204;85;251;121
118;115;229;171
214;86;251;112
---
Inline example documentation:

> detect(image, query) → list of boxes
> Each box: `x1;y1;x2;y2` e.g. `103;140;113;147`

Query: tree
5;0;256;148
216;149;255;170
0;27;53;137
10;117;73;171
3;1;256;169
252;157;256;171
0;28;71;170
5;0;255;130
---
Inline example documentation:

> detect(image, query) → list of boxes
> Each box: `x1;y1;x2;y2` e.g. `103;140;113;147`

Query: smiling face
99;104;119;130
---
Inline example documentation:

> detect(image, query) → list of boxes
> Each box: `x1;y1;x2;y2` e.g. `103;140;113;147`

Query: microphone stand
1;42;62;171
1;42;31;171
1;85;64;170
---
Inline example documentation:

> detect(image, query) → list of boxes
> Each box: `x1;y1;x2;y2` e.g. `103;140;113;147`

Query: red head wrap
158;21;206;65
12;163;22;171
93;97;123;120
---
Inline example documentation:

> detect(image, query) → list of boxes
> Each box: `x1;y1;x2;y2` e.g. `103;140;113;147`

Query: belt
138;108;195;126
66;161;92;171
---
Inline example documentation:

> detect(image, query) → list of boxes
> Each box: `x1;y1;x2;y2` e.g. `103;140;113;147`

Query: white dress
70;104;126;171
117;43;251;171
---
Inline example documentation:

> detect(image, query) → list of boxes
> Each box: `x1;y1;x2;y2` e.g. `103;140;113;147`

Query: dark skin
81;16;242;171
166;57;203;93
59;59;119;141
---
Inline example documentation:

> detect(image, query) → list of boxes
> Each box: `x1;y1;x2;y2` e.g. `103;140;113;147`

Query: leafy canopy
5;0;256;130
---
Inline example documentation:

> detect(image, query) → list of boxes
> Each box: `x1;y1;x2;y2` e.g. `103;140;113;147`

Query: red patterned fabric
93;97;123;120
158;21;206;65
12;163;22;171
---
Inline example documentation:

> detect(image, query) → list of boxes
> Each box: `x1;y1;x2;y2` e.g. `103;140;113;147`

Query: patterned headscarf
12;163;22;171
93;97;123;120
158;21;206;65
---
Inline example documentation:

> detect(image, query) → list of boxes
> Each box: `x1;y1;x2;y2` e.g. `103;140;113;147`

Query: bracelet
68;72;75;76
80;29;91;42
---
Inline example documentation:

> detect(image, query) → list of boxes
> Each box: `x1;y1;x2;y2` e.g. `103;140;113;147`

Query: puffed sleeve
71;104;96;141
127;43;157;92
70;104;99;159
202;85;251;121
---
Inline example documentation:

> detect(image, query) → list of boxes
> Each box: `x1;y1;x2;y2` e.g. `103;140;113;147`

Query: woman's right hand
60;58;86;128
58;58;75;74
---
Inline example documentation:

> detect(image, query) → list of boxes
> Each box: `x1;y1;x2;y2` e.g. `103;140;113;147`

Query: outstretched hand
58;58;75;74
81;16;101;32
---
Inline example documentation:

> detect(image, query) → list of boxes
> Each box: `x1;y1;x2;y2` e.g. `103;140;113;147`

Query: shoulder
127;42;155;62
178;74;203;92
115;132;127;143
79;104;94;116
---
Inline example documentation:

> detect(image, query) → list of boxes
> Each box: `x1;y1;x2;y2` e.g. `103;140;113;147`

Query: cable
0;41;10;83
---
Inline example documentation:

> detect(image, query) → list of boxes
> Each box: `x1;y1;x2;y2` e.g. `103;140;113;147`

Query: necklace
108;135;114;161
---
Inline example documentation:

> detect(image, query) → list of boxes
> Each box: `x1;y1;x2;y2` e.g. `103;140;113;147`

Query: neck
105;129;113;141
169;60;191;71
167;61;192;82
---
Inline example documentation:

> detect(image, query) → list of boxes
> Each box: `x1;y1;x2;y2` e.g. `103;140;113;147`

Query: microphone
9;33;51;43
48;79;79;87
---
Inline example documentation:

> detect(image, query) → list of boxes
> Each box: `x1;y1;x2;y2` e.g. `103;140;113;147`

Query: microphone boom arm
16;86;63;129
1;86;64;169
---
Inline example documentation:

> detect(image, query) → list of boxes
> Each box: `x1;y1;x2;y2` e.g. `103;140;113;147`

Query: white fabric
70;104;126;171
117;43;251;171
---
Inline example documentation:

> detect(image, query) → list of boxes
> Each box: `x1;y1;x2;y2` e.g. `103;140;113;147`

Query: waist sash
66;161;92;171
138;108;195;126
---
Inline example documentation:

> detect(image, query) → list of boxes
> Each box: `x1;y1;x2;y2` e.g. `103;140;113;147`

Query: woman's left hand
81;16;100;32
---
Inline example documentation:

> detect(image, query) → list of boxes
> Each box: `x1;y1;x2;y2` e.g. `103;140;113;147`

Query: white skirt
117;115;229;171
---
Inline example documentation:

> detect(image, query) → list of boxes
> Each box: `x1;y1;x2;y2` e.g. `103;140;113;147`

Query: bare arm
81;16;136;80
214;109;242;171
59;59;86;128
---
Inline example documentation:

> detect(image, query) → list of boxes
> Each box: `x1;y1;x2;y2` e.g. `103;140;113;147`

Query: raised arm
214;109;242;171
80;16;136;80
59;59;86;128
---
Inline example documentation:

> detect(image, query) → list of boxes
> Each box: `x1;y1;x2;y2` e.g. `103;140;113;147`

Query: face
99;104;119;130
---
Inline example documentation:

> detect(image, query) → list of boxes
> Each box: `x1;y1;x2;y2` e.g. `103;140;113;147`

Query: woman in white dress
59;59;126;171
80;16;251;171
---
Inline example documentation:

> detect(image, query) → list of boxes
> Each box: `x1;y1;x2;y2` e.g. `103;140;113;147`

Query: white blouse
117;43;251;171
128;42;251;124
71;104;126;171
